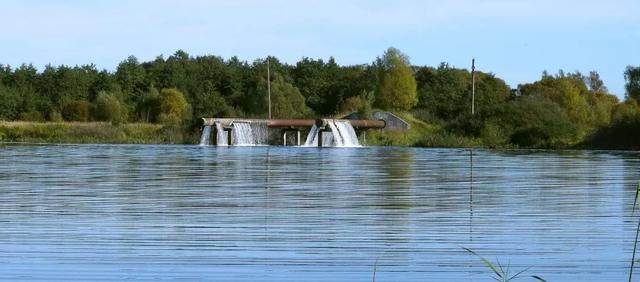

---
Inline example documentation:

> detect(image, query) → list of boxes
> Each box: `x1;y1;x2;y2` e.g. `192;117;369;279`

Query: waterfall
303;120;360;147
304;124;319;146
199;125;211;146
304;124;334;147
232;121;268;146
215;122;228;146
335;120;360;147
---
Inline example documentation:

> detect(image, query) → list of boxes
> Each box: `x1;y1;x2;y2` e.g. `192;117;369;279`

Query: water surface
1;145;639;281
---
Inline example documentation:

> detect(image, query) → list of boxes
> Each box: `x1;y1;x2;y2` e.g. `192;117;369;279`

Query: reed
463;247;546;282
628;182;640;282
0;121;169;144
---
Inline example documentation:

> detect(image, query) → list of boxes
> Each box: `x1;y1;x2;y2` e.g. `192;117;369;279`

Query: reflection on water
1;145;640;281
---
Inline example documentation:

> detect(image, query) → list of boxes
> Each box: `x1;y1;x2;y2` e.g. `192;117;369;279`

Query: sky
2;0;639;97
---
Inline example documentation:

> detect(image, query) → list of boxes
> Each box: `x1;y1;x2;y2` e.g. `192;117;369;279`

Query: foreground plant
463;247;546;282
629;182;640;282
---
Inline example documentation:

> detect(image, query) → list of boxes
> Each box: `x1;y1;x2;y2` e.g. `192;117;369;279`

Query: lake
1;145;639;281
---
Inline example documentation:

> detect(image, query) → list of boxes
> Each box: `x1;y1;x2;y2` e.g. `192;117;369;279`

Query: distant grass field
0;121;170;144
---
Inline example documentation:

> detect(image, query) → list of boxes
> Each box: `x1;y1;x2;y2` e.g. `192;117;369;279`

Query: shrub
62;100;91;121
338;95;372;118
94;91;127;125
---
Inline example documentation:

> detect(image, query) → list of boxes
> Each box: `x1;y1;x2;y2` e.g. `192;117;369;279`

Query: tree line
0;47;638;148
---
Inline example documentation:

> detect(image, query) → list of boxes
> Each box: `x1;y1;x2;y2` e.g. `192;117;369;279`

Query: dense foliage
0;48;638;149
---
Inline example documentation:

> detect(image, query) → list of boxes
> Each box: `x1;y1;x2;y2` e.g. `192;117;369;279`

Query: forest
1;47;639;149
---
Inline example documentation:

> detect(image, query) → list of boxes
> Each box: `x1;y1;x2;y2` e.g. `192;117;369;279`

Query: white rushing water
199;125;211;146
232;121;268;146
303;120;360;147
215;122;228;146
334;120;360;147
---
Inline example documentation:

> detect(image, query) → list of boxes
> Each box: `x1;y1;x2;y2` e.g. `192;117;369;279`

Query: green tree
62;100;91;121
94;91;127;125
116;56;147;107
338;95;372;118
158;88;191;124
416;64;469;120
0;84;21;120
247;74;311;119
271;75;311;118
626;66;640;101
292;57;341;114
137;87;161;122
518;72;593;137
374;47;417;111
503;96;577;148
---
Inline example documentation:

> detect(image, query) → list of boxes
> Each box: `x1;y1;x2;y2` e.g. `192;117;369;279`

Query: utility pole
471;58;476;115
267;57;272;119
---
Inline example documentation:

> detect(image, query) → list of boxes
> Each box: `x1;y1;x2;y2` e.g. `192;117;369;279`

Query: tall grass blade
630;213;640;282
633;182;640;216
531;275;547;282
463;247;503;280
508;266;532;282
630;182;640;282
372;257;378;282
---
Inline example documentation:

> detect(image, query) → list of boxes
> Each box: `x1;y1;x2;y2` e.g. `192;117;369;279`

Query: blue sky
2;0;639;97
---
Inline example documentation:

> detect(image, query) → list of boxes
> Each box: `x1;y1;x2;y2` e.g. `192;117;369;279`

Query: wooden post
267;58;272;120
471;58;476;115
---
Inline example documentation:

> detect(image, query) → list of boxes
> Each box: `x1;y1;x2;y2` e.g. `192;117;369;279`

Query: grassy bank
364;112;482;148
0;121;173;144
0;116;484;148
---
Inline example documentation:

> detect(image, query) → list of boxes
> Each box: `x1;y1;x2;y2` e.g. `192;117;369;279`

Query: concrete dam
199;111;408;147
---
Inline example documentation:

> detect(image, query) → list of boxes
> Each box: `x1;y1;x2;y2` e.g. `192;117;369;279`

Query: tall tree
158;88;191;124
625;66;640;101
116;56;147;104
416;64;470;120
374;47;417;111
94;91;127;125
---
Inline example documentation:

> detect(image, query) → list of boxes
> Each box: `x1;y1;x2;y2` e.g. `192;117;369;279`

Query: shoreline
1;121;637;151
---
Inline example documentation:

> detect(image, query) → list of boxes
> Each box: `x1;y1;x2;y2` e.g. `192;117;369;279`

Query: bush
19;111;45;122
158;88;191;124
502;96;577;148
338;95;372;118
48;111;64;122
62;100;91;121
94;91;127;125
584;112;640;150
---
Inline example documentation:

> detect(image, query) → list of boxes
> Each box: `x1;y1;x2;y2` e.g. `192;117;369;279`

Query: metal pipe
203;118;386;129
267;119;316;127
314;119;385;129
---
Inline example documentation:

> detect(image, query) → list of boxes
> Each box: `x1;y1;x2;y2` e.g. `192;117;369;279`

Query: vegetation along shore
1;48;639;149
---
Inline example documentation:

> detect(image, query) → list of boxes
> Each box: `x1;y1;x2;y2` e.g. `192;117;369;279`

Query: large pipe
315;119;385;129
267;119;316;127
202;118;385;129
